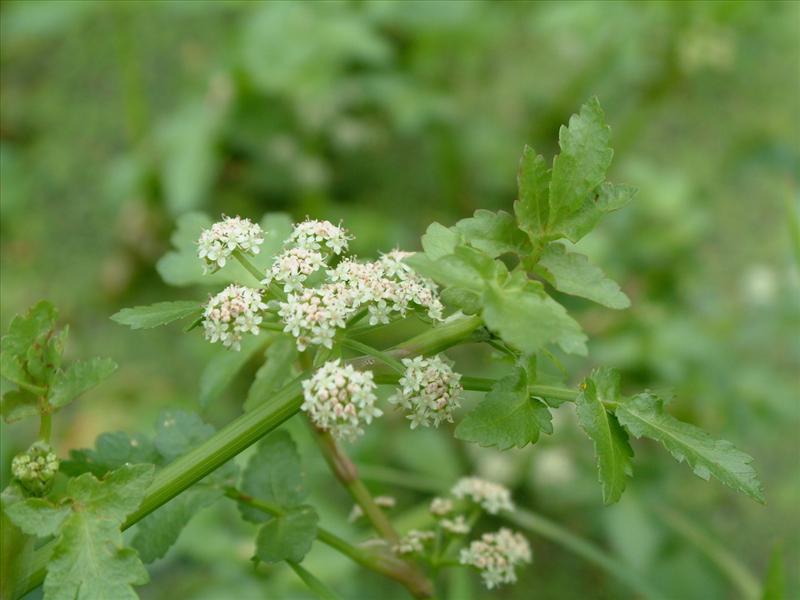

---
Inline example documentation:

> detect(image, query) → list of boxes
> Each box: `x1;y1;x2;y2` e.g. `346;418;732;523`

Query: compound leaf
455;209;530;258
48;357;117;408
514;145;551;240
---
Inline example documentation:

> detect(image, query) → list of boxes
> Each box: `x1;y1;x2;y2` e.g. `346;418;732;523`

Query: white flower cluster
301;359;381;440
278;250;443;352
459;528;532;589
451;477;514;514
394;529;435;555
441;515;470;535
349;495;395;523
264;247;325;292
203;285;267;351
12;442;59;496
389;355;463;428
288;219;351;255
197;216;264;272
429;497;454;516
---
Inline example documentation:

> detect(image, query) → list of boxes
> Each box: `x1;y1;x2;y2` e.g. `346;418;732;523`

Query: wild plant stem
232;250;265;285
286;561;344;600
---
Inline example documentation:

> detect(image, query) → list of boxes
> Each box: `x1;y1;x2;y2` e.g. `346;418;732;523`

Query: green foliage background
1;1;798;598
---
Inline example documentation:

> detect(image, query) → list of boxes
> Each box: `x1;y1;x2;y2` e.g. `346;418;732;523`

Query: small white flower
451;477;514;514
389;355;463;429
429;497;454;516
459;528;531;589
441;515;471;535
197;215;264;273
264;247;325;292
202;285;267;351
393;529;435;555
288;219;351;255
348;496;395;522
301;359;381;440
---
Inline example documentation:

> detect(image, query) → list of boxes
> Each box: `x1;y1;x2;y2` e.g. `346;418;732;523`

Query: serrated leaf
420;222;460;260
48;357;117;408
240;430;306;523
25;326;67;386
43;464;155;600
405;245;499;293
199;334;266;408
482;283;587;355
244;336;298;412
455;368;551;450
132;484;222;563
1;389;40;423
616;392;764;502
515;145;551;239
556;181;637;243
1;301;57;358
61;432;159;477
254;505;318;563
575;369;633;504
154;409;216;462
537;243;630;309
110;301;203;330
548;97;614;235
5;498;70;537
455;209;531;258
156;212;292;287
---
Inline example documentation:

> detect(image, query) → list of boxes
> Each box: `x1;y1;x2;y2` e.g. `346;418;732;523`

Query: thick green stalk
232;250;265;285
16;316;482;599
287;561;344;600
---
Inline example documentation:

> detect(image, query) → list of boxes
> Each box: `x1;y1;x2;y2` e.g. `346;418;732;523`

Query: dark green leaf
244;336;298;412
616;392;764;502
254;505;318;564
575;369;633;504
48;357;117;408
1;389;40;423
537;243;630;309
240;430;306;523
515;145;551;240
110;301;203;330
455;368;552;450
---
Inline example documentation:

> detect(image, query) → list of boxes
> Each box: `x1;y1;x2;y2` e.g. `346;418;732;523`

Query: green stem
287;561;344;600
343;339;405;373
38;407;51;444
233;250;265;285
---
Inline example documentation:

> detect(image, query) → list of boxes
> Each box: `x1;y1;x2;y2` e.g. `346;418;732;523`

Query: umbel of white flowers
460;528;532;589
389;355;463;428
197;215;264;273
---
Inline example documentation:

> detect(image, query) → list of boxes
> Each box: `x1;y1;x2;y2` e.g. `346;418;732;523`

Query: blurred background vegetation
1;1;798;598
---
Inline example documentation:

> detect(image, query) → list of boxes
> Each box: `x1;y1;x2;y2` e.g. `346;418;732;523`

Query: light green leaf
132;484;222;563
1;301;57;358
25;326;67;386
48;357;117;408
154;409;215;462
239;430;306;523
482;283;587;355
455;368;552;450
1;301;60;389
110;301;203;330
455;209;530;257
254;505;318;564
616;393;764;503
43;464;155;600
5;498;70;537
244;336;298;412
440;287;482;315
556;181;637;243
199;334;266;408
538;243;630;309
1;389;40;423
420;222;460;260
575;368;633;504
548;97;613;235
514;145;551;240
156;212;292;287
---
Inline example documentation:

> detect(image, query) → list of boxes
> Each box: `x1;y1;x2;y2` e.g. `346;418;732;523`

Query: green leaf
25;326;67;386
440;287;482;315
5;498;70;537
616;393;764;502
455;209;531;257
48;357;117;408
482;282;587;355
287;560;344;600
154;409;216;462
537;243;630;309
420;222;460;260
514;145;551;240
199;334;266;408
548;97;614;236
240;430;306;523
575;369;633;504
1;389;40;423
43;464;155;600
244;336;298;412
405;245;499;293
254;505;318;564
156;212;292;287
131;484;222;563
61;432;159;477
1;301;58;358
1;301;60;389
556;182;637;243
455;368;552;450
110;301;203;330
